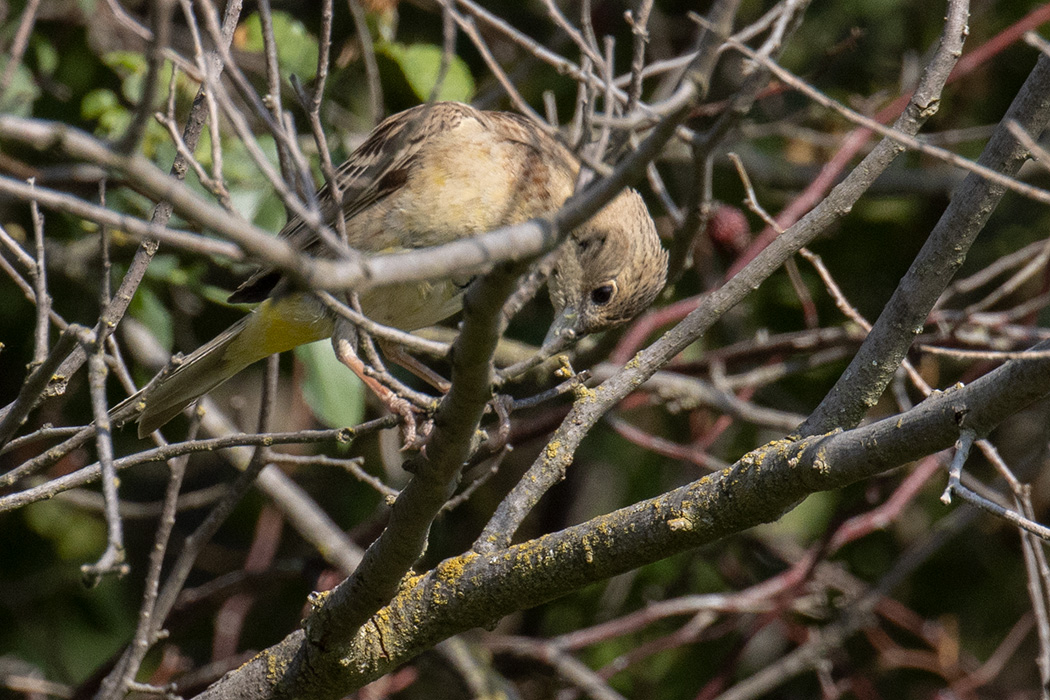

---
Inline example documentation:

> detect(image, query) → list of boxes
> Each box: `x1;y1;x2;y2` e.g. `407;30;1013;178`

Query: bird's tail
117;296;334;438
124;315;252;438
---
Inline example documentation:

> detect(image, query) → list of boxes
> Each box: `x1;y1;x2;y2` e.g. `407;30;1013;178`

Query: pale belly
358;279;466;331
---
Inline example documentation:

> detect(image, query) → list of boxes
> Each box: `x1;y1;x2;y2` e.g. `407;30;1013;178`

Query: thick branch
799;50;1050;434
476;0;971;549
273;259;526;700
194;341;1050;699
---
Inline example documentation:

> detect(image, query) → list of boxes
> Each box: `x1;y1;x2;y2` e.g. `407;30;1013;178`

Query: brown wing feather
229;102;482;303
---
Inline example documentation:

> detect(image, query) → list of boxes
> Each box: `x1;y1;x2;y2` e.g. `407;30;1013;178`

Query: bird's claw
385;395;434;451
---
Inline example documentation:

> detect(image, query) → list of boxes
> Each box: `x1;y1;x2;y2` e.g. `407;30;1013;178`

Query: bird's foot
384;393;437;451
481;394;512;454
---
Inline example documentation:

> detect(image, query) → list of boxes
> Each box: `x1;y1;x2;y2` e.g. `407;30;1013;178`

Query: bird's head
545;189;667;347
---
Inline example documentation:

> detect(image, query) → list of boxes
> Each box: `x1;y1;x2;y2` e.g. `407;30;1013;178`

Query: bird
126;101;668;439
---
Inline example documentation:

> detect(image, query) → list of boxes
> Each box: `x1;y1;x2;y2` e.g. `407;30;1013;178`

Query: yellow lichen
581;539;594;563
668;517;693;532
573;384;596;401
264;649;290;683
812;447;831;474
308;589;331;611
437;551;478;582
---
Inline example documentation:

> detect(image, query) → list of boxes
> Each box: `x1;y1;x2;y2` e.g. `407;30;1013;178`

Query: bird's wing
229;102;481;303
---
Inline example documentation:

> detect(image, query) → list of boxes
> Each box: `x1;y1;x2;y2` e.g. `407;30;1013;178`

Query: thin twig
28;182;49;367
81;340;129;587
0;0;43;96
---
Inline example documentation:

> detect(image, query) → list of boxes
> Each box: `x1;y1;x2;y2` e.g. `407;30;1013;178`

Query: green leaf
81;88;131;137
32;36;59;76
220;133;286;230
101;50;148;102
0;60;40;116
240;12;318;82
144;255;233;307
758;490;836;541
81;88;120;119
295;340;366;428
379;42;474;103
130;281;174;353
250;186;289;233
23;501;106;562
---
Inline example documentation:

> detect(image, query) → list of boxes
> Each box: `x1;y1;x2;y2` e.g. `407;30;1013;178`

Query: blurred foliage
239;12;319;83
0;1;1049;699
376;40;475;103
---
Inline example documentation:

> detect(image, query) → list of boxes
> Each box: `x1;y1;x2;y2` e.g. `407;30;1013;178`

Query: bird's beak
541;305;579;353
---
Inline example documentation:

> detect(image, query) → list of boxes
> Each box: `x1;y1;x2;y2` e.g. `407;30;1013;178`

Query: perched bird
128;102;667;438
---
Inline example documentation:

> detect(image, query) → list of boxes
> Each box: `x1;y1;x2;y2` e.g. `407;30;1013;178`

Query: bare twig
0;0;42;96
28;184;49;367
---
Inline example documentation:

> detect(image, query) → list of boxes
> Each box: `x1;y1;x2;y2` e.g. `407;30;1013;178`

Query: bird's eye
577;235;606;252
590;284;615;306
